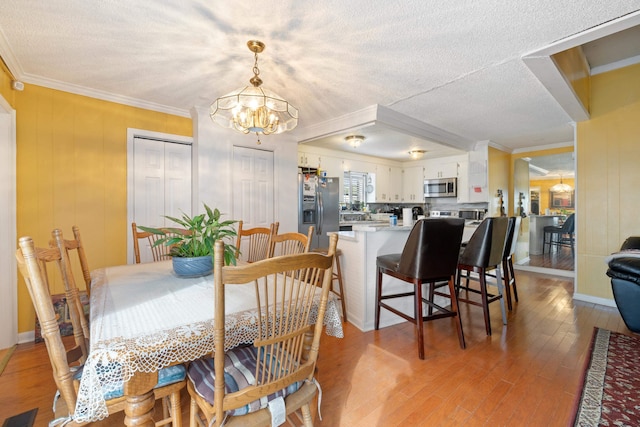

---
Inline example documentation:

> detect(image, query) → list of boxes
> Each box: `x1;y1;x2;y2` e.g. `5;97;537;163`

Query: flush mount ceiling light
210;40;298;144
408;150;426;160
550;176;572;193
346;135;365;148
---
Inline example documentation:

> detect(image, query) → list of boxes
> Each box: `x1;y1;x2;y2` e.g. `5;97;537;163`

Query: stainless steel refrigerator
298;173;340;250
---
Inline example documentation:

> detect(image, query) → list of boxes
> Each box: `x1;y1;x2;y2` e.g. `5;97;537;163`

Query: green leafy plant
138;203;238;266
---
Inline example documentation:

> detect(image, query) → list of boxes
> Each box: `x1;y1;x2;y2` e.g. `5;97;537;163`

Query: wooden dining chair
267;226;314;258
38;230;91;362
235;221;279;263
132;222;172;263
16;236;187;427
187;233;338;427
50;225;93;296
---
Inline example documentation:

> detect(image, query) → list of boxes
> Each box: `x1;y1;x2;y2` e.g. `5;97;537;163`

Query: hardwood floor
0;270;627;426
522;246;575;271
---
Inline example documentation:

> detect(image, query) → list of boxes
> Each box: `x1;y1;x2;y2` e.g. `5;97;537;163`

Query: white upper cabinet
424;158;459;180
456;158;470;203
402;165;425;202
373;165;391;202
389;166;403;202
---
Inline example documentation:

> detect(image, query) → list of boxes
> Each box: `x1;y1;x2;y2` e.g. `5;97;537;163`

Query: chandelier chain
253;51;260;80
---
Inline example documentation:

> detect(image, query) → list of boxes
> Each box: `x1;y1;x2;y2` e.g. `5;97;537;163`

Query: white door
130;136;192;263
0;95;17;348
233;146;274;229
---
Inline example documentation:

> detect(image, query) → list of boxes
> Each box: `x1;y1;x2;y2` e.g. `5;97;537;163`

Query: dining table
73;260;344;426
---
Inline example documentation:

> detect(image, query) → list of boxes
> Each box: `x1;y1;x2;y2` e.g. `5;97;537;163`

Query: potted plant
137;203;238;277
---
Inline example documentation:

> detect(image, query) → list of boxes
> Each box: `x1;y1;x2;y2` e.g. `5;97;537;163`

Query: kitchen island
334;221;478;332
529;215;563;255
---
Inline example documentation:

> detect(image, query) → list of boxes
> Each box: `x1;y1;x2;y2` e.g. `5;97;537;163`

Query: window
343;171;367;210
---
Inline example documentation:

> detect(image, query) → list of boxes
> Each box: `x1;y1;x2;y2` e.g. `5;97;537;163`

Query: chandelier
346;135;365;148
550;176;572;193
210;40;298;144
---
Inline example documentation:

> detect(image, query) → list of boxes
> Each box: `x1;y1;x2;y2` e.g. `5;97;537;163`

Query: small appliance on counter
411;206;424;220
458;209;486;221
429;210;457;218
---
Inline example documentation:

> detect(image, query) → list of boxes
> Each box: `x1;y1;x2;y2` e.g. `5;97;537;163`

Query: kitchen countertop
339;220;390;226
333;219;481;242
351;219;481;232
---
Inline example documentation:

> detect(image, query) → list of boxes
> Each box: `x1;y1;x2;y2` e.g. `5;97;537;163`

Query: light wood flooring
522;246;575;271
0;270;628;426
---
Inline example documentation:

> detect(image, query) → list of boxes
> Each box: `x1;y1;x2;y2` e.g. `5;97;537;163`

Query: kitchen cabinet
370;165;402;202
389;166;402;202
424;159;458;180
456;159;470;203
372;166;390;202
402;165;424;202
320;156;343;178
298;149;309;167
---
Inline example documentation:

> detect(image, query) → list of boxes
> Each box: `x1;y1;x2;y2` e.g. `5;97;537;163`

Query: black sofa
606;236;640;333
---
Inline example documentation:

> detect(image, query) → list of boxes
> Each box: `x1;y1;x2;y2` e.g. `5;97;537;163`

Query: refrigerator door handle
317;191;323;235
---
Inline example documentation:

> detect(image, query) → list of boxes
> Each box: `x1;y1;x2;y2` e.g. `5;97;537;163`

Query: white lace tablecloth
74;260;343;423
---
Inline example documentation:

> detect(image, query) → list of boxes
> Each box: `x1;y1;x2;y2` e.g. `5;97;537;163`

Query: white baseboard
573;293;617;308
18;330;35;344
513;263;575;278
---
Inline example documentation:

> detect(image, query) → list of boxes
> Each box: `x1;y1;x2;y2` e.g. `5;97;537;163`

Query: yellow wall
510;145;574;213
552;47;590;114
576;62;640;300
14;83;192;333
530;177;575;214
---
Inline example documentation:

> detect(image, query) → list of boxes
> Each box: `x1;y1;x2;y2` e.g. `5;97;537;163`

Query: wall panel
576;63;640;300
14;84;192;333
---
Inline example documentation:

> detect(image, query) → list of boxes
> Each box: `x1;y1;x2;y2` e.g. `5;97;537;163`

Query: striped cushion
74;364;186;401
188;346;301;416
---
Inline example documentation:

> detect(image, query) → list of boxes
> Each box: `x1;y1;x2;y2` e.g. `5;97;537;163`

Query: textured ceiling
1;1;639;160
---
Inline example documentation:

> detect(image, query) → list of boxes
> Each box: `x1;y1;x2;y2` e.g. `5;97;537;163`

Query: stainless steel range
429;210;457;218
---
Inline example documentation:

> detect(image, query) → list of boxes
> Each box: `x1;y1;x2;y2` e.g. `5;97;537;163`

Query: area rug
572;327;640;426
0;345;16;376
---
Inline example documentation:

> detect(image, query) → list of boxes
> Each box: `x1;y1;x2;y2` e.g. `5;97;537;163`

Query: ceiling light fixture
408;150;426;160
550;176;572;193
346;135;365;148
210;40;298;144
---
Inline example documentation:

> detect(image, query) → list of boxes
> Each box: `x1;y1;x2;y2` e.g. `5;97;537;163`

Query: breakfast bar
335;220;478;331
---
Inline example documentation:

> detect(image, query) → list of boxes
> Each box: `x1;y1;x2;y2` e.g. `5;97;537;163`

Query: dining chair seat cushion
73;363;186;401
187;345;302;416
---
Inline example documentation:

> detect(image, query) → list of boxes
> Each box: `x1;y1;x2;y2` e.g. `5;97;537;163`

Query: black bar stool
456;216;509;335
375;218;465;359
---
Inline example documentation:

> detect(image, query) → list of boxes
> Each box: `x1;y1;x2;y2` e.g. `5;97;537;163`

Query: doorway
232;146;274;228
0;94;16;349
127;129;194;264
515;151;575;276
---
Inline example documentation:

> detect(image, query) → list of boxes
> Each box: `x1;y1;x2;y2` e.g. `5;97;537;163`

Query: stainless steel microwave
424;177;457;198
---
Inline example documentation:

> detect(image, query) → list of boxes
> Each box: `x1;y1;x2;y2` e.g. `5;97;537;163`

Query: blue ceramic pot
172;255;213;277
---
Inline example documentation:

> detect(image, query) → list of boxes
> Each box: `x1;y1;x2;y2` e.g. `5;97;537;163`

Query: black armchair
606;236;640;333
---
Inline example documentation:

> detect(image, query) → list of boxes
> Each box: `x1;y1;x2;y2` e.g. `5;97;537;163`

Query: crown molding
20;73;190;117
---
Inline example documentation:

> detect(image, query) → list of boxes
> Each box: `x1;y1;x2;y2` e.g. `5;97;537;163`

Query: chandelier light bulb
210;40;298;143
